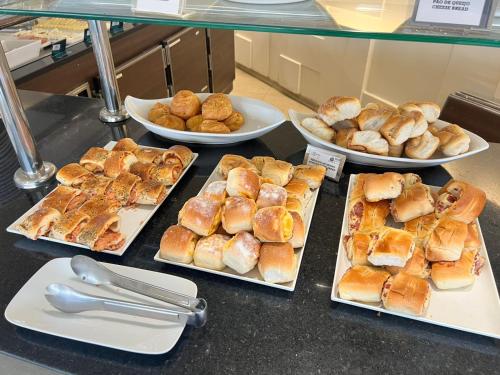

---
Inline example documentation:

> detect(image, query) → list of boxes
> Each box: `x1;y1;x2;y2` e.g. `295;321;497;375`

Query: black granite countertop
0;91;499;374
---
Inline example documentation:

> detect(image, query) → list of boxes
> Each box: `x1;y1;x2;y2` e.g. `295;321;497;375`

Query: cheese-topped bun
256;183;287;209
385;246;430;279
338;265;390;303
435;180;486;224
222;231;261;274
226;167;261;200
367;227;415;267
425;217;467;262
293;164;327;189
218;154;258;179
193;234;231;270
258;242;296;284
160;225;199;263
202;93;232;121
318;96;361;125
253;206;294;243
289;211;305;248
178;196;222;237
381;273;431;316
221;196;257;234
363;172;404;202
261;159;294;187
431;249;484;290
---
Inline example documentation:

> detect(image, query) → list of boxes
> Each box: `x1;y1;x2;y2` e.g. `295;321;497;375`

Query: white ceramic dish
331;174;500;339
154;161;320;291
7;141;198;256
4;258;197;354
124;94;286;145
289;109;490;169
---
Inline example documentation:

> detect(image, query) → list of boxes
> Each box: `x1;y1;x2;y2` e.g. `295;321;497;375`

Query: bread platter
331;173;500;339
7;140;198;256
124;92;286;145
154;155;325;291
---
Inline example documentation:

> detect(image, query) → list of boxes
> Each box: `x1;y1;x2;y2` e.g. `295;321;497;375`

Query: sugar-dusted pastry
261;159;294;187
103;151;138;178
41;185;87;214
224;111;245;131
77;194;121;218
258;242;296;283
133;180;167;205
160;224;199;263
163;145;193;168
202;181;227;204
221;196;257;234
106;172;141;206
292;165;326;189
256;183;287;209
151;160;183;186
154;114;186;131
134;148;164;164
253;206;294;242
202;93;232;121
186;114;203;132
289;211;305;248
222;231;261;274
193;234;231;270
148;102;170;123
178;196;222;236
77;213;124;251
51;211;90;242
318;96;361;125
56;163;93;187
170;90;201;120
79;147;110;172
250;156;275;173
112;138;139;152
17;207;61;240
218;154;258;179
199;120;231;134
226;167;261;200
285;178;312;206
80;176;114;197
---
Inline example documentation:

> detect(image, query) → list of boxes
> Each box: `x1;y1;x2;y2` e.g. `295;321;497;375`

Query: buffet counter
0;91;499;374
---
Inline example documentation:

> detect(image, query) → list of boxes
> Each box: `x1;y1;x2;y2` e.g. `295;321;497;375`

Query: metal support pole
88;20;129;123
0;43;56;189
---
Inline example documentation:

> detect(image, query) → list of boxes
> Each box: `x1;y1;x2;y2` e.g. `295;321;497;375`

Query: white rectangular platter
154;163;320;291
331;174;500;339
7;141;198;256
4;258;197;354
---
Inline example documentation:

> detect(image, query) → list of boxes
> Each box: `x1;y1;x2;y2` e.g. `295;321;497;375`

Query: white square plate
154;161;320;291
4;258;197;354
331;174;500;339
6;141;198;256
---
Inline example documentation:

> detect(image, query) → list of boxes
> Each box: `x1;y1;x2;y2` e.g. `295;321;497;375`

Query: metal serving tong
44;255;207;328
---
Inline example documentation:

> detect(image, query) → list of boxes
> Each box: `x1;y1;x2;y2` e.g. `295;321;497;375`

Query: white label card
415;0;487;26
135;0;184;16
303;144;346;182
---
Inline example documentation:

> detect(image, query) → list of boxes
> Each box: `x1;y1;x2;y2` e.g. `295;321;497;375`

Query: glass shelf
0;0;499;47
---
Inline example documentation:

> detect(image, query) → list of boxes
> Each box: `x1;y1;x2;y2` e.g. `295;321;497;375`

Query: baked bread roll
148;102;170;123
202;93;232;121
202;181;227;204
152;160;183;186
51;211;90;242
160;224;198;263
344;231;371;266
56;163;93;187
431;249;484;290
80;175;113;197
253;206;293;242
348;130;389;156
164;145;193;168
286;198;304;218
41;185;87;214
103;151;138;178
133;180;167;205
258;242;296;283
331;118;359;131
107;172;141;206
218;154;258;179
170;90;201;120
134;148;164;165
348;198;390;233
428;123;439;136
221;196;257;234
363;172;404;202
226;167;261;200
130;161;156;181
437;124;470;156
464;223;481;251
435;180;486;223
200;120;231;134
256;183;287;209
356;104;393;131
155;114;186;131
186;114;203;132
178;196;222;236
318;96;361;125
300;117;336;142
261;159;294;187
385;246;430;279
77;195;121;218
224;111;245;131
112;138;139;152
285;178;312;206
404;111;428;138
404;213;437;247
335;128;357;148
400;102;440;123
338;265;390;303
381;273;430;316
402;173;422;188
222;231;261;274
425;217;467;261
250;156;275;173
79;147;110;172
350;173;374;200
404;130;439;159
367;227;415;267
17;207;61;240
292;165;326;189
388;144;404;157
380;114;415;146
193;234;230;270
77;213;124;251
289;211;305;248
391;183;435;222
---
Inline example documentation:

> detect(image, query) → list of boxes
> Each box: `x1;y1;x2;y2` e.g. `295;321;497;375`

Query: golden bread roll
151;160;183;185
170;90;201;120
367;227;415;267
80;176;113;198
385;246;430;279
224;111;245;131
148;102;170;123
256;183;287;209
431;249;484;290
17;207;61;240
77;195;121;218
226;167;261;200
41;185;87;214
202;93;232;121
178;196;222;236
400;102;440;123
405;130;439;159
350;173;374;201
186;114;203;132
77;213;124;251
193;234;231;270
381;273;430;316
154;114;186;131
221;196;257;234
258;242;296;283
130;161;156;181
425;217;467;261
343;231;371;266
335;128;357;148
202;181;227;204
356;104;393;131
261;159;294;187
300;117;336;142
199;120;231;134
250;156;275;173
51;211;90;242
134;148;164;165
348;130;389;156
436;124;470;156
435;180;486;223
388;144;404;157
284;178;312;206
318;96;361;125
404;213;437;247
363;172;404;202
79;147;110;172
292;165;326;189
391;183;435;222
160;224;198;263
338;265;390;303
164;145;193;168
404;111;428;138
56;163;93;187
464;223;481;251
289;211;305;248
218;154;258;179
286;198;304;218
107;172;141;206
348;197;389;234
253;206;293;242
222;231;261;274
112;138;139;152
103;151;138;179
380;114;415;146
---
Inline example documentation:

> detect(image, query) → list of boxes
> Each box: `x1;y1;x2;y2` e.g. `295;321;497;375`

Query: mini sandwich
56;163;93;187
391;183;435;222
367;227;415;267
431;249;484;290
80;176;113;197
76;213;125;251
338;265;390;303
344;232;371;266
17;207;61;240
425;217;467;262
385;246;430;279
103;151;138;179
348;198;390;234
381;272;431;316
41;185;87;214
362;172;404;202
79;147;110;172
435;180;486;224
163;145;193;168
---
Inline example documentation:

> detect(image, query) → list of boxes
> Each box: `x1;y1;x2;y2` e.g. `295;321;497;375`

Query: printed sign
414;0;491;26
303;144;346;182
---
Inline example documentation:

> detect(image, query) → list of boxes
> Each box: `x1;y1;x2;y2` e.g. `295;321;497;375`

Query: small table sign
413;0;495;27
303;144;346;182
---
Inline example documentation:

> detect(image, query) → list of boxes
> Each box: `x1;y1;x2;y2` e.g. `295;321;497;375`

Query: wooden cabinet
207;29;235;93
